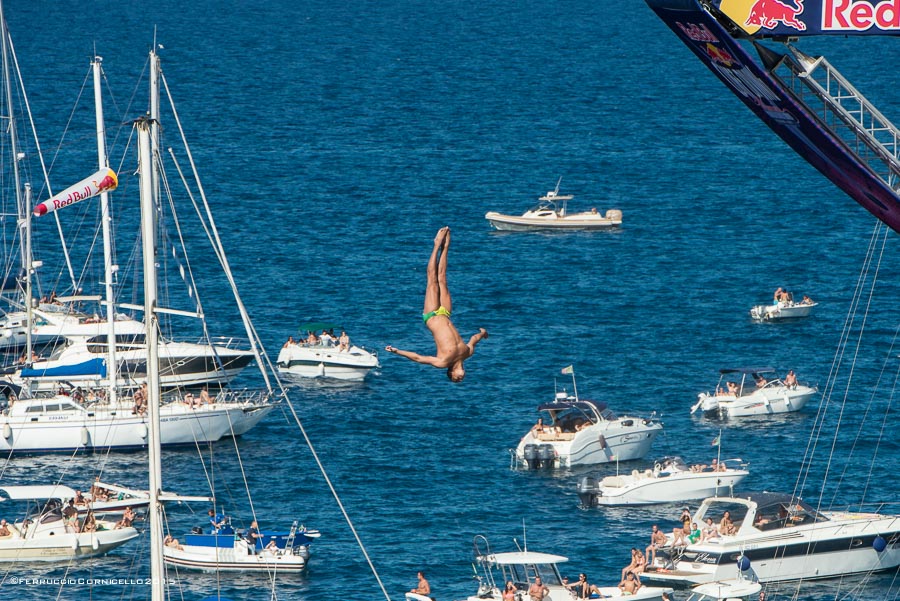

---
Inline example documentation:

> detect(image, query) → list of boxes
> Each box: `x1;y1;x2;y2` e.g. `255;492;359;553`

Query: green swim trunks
423;306;451;324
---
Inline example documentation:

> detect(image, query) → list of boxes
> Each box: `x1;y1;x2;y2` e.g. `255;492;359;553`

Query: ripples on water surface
2;0;899;599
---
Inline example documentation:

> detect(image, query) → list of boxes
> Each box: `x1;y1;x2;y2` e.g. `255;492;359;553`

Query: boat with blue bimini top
639;492;900;586
512;367;663;469
163;517;321;573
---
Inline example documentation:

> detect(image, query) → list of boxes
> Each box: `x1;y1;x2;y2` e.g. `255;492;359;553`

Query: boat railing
165;335;252;350
772;46;900;191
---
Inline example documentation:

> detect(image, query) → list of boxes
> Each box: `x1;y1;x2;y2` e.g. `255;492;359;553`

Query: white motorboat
163;519;320;573
485;179;622;232
276;324;379;381
0;390;274;453
640;493;900;585
0;485;138;562
693;367;817;418
577;456;749;506
749;300;817;321
685;579;761;601
462;535;674;601
513;385;663;469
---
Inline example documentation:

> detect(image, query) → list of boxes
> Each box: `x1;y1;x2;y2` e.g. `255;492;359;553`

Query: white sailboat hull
0;400;275;453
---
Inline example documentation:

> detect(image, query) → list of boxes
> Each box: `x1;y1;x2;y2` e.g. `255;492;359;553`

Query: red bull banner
713;0;900;36
645;0;900;233
33;168;118;217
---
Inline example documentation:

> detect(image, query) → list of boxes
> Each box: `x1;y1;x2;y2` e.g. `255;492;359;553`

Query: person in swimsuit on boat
503;581;517;601
385;227;488;382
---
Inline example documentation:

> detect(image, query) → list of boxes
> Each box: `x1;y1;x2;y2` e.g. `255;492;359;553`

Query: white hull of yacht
16;340;254;393
749;302;817;321
699;385;816;418
580;468;749;506
163;543;308;573
0;398;275;453
276;344;379;381
0;524;138;562
516;420;662;468
485;210;622;231
641;495;900;585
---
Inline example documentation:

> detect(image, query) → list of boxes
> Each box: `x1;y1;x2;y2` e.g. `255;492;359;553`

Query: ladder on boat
767;44;900;192
285;520;299;551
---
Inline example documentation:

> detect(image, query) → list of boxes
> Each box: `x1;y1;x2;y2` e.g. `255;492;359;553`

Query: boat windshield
500;563;564;587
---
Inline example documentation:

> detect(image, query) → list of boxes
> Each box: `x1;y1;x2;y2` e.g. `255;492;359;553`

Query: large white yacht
640;493;900;585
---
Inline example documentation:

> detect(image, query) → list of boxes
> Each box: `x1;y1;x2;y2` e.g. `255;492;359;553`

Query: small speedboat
577;456;749;506
276;323;379;381
512;369;662;469
460;535;674;601
692;367;817;418
485;179;622;232
163;519;320;573
750;297;817;321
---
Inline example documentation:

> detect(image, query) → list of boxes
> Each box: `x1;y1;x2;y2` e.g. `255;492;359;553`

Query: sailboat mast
24;184;32;362
1;6;26;277
92;56;118;405
138;116;164;601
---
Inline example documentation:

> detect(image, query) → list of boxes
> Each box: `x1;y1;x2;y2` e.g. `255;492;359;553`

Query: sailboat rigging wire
160;73;273;393
6;34;77;291
793;221;885;503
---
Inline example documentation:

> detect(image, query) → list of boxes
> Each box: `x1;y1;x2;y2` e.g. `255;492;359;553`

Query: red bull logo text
824;0;900;30
676;21;720;41
746;0;807;30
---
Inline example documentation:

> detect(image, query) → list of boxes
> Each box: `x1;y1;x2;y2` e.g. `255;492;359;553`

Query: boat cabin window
86;334;146;353
696;500;750;529
598;408;618;421
500;563;563;587
25;404;46;413
752;501;827;530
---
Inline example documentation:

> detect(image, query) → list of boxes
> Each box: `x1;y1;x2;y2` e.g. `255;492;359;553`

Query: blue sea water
1;0;899;600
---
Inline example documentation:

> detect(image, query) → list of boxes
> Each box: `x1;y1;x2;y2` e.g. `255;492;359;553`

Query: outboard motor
577;476;598;508
538;444;556;469
523;444;540;470
191;526;203;535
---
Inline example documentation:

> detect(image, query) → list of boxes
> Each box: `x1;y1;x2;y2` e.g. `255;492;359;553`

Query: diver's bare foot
434;227;449;247
479;328;488;339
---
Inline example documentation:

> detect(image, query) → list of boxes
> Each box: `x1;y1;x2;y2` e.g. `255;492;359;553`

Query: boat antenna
553;176;562;196
571;367;578;401
522;517;527;552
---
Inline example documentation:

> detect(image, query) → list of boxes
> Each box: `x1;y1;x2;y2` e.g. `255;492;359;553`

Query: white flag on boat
33;168;118;217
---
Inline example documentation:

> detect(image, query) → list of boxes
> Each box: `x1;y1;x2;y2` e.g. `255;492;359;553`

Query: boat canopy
537;399;607;413
0;485;77;500
483;551;568;566
719;367;775;375
298;322;340;333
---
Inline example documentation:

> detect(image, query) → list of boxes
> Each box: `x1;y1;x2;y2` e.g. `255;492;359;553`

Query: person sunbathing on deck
385;227;488;382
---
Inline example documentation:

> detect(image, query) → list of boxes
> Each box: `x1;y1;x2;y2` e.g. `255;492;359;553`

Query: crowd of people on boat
283;329;353;351
714;369;800;396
